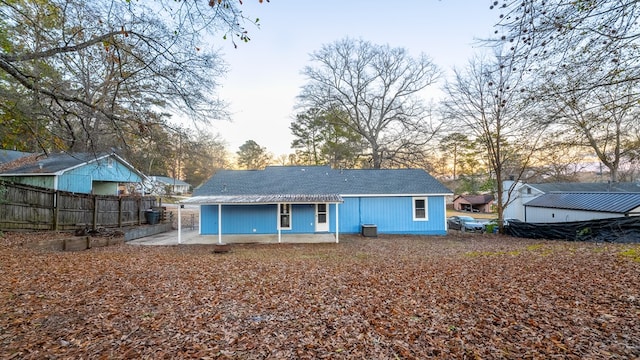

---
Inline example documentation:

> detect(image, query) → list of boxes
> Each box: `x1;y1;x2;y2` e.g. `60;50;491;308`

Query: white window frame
412;197;428;221
278;203;292;230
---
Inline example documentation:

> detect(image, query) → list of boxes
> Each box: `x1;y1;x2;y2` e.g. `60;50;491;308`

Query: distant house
182;166;453;241
0;152;147;195
452;194;494;213
503;181;640;223
149;176;191;194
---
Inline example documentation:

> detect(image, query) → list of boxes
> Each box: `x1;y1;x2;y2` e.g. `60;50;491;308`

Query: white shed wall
524;207;637;223
502;181;545;221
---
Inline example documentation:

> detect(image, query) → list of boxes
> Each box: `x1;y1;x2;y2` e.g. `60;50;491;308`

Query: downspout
444;197;448;231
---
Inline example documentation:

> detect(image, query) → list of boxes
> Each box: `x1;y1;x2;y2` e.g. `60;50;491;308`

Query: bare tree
537;77;640;183
442;50;546;230
298;38;441;169
492;0;640;92
491;1;640;184
0;0;264;153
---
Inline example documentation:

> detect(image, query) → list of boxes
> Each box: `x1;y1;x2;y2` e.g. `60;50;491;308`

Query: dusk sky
209;1;500;156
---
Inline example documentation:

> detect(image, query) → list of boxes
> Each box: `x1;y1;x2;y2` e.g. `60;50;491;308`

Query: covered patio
177;194;343;244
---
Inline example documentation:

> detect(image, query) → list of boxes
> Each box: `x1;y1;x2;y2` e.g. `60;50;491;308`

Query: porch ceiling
181;194;343;205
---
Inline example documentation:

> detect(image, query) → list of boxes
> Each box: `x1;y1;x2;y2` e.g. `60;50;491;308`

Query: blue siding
337;196;446;235
59;157;143;193
337;198;362;233
290;204;316;233
200;195;447;236
201;205;219;234
201;203;323;235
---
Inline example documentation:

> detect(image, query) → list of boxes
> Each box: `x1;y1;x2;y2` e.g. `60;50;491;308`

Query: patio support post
335;202;339;243
218;204;222;244
178;203;182;244
278;204;282;243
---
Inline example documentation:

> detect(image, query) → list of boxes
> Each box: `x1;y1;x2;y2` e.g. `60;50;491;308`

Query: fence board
0;181;157;231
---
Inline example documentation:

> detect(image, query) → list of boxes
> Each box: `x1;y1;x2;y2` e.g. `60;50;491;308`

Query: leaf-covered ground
1;232;639;359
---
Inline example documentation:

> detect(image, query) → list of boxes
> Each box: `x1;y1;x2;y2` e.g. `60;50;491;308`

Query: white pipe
177;203;182;244
218;204;222;244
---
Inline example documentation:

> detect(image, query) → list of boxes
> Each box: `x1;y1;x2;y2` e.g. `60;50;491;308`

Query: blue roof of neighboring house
527;182;640;193
0;152;144;178
0;149;35;164
193;166;452;198
152;176;190;187
525;192;640;213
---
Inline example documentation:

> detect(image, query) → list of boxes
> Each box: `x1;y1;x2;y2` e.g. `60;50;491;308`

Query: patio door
315;203;329;232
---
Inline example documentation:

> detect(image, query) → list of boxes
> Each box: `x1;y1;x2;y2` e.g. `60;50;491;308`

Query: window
413;197;428;221
279;203;291;229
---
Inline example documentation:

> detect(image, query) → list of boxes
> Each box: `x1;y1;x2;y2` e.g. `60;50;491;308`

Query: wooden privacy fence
0;181;158;231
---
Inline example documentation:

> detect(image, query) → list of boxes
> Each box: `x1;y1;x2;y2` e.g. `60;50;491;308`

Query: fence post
93;195;98;230
137;197;142;225
53;191;59;231
118;197;123;228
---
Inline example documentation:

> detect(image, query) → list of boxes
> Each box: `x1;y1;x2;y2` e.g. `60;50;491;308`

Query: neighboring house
452;194;494;213
0;152;147;195
503;180;640;222
149;176;191;194
183;166;452;240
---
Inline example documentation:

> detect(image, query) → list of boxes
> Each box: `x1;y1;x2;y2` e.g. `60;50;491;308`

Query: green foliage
236;140;271;170
290;107;366;168
619;248;640;262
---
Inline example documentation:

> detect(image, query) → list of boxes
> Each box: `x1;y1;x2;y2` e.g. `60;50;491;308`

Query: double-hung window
413;197;428;221
279;204;291;229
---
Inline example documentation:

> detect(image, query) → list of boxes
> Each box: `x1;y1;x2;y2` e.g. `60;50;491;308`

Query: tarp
506;216;640;243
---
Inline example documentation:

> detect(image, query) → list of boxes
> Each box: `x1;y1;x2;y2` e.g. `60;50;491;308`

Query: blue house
183;166;452;242
0;151;147;195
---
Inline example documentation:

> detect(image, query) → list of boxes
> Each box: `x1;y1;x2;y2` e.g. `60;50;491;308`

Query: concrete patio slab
127;229;339;245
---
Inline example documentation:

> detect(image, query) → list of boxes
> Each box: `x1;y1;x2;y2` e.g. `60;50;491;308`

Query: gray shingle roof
193;166;452;200
0;152;108;174
525;192;640;213
0;152;146;181
0;150;35;164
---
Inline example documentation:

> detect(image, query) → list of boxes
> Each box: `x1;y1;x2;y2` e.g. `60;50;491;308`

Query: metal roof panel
525;192;640;213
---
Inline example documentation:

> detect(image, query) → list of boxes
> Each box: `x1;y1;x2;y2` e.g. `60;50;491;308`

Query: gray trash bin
145;210;160;225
